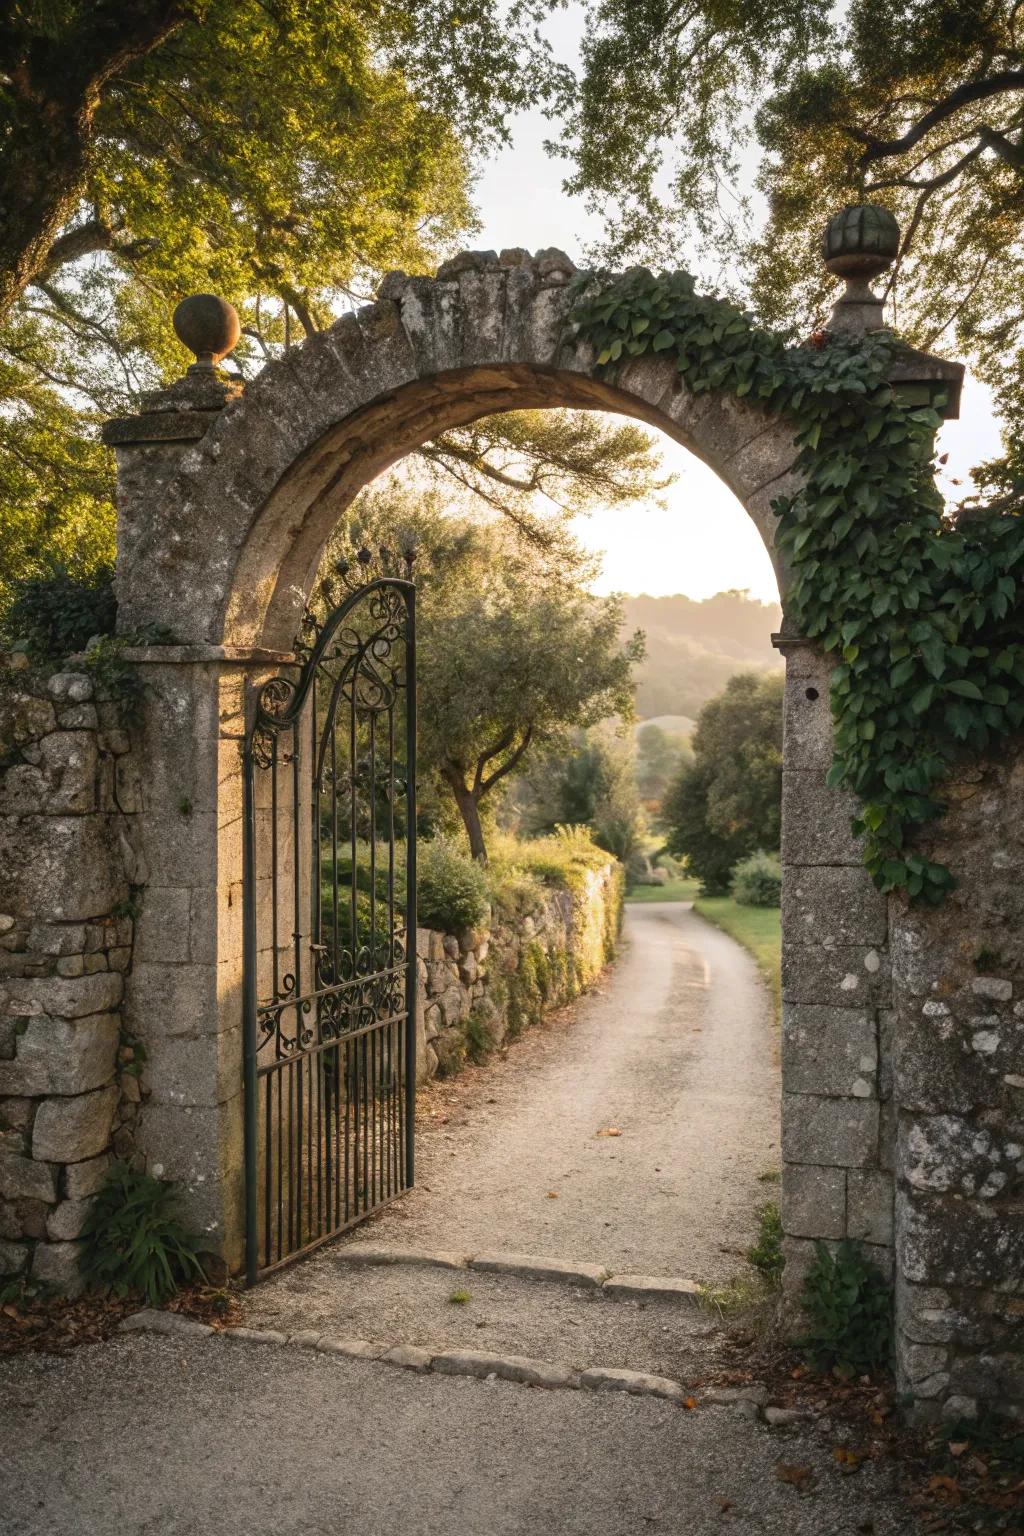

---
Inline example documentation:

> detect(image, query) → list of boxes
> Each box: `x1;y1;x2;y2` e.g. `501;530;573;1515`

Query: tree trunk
443;770;488;863
0;4;189;323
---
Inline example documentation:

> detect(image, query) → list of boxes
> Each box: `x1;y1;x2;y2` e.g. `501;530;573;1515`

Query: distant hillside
624;589;783;721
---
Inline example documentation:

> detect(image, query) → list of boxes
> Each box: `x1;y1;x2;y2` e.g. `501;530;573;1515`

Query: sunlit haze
470;18;1003;605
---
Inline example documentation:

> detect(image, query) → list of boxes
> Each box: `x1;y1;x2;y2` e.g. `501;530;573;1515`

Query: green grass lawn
692;896;781;1020
624;877;701;904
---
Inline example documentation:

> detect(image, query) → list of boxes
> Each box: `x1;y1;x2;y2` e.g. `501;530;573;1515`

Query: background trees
663;672;784;893
333;492;644;862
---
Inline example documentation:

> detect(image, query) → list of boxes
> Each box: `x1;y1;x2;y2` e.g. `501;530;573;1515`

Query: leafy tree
519;726;644;862
635;722;690;814
0;0;575;614
0;1;561;322
663;671;783;893
334;493;644;861
561;1;1024;495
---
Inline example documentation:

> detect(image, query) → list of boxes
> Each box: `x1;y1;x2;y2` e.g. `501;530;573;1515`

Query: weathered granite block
782;941;891;1007
782;1162;847;1239
0;1015;119;1096
782;1004;877;1097
783;865;888;948
31;1239;84;1295
781;1093;880;1167
847;1168;894;1245
32;1085;118;1163
781;772;864;867
897;1186;1024;1289
3;971;122;1019
899;1111;1023;1198
0;1151;57;1203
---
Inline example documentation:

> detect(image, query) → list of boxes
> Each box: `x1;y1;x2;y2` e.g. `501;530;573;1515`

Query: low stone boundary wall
413;862;622;1082
0;663;142;1291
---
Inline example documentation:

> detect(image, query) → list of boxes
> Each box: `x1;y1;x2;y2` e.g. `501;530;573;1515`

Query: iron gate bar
242;562;416;1284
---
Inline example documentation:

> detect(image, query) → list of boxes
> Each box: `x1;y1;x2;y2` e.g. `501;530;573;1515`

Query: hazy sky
466;17;1002;604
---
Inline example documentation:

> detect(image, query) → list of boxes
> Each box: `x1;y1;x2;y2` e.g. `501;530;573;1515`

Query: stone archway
95;243;1020;1422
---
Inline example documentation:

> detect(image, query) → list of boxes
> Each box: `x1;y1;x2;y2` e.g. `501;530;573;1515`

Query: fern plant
79;1162;206;1305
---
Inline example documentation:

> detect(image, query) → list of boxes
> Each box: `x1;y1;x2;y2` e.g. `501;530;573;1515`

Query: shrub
417;839;490;933
5;563;117;658
731;850;782;907
79;1162;206;1305
746;1201;784;1286
800;1239;892;1377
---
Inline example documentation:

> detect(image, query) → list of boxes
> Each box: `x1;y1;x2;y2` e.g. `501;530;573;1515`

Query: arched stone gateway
2;235;1020;1421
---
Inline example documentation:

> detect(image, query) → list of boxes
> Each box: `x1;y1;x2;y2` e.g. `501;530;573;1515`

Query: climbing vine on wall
569;269;1024;904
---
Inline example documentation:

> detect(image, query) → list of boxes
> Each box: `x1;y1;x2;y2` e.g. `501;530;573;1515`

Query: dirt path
337;900;780;1281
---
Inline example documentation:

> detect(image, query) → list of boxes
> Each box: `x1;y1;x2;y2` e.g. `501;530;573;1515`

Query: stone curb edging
330;1244;702;1302
117;1309;786;1418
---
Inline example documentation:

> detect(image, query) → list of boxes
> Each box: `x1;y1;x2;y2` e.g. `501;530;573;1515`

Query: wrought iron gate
242;551;416;1281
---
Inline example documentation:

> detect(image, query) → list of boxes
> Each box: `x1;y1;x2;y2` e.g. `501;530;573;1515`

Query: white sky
466;11;1003;604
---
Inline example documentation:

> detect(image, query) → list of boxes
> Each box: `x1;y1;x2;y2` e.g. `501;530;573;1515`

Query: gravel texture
244;1258;724;1380
0;1333;907;1536
289;901;780;1281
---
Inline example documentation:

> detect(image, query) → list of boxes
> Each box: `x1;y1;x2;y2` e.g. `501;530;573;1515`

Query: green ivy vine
569;269;1024;904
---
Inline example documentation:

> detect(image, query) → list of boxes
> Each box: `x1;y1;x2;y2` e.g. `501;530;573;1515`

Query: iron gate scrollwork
242;549;416;1281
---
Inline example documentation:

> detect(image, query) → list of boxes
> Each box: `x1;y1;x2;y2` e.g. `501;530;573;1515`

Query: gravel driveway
331;899;780;1280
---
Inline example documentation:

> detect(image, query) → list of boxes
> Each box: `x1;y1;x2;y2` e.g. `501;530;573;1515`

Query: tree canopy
0;0;584;615
561;1;1024;496
663;671;783;893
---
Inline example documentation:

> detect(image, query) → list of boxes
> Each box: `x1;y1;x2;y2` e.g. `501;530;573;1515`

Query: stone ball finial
822;204;900;281
173;294;241;370
822;205;900;335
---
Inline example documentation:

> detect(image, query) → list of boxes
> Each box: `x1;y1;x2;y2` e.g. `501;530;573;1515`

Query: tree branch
472;726;520;795
851;71;1024;166
479;726;534;796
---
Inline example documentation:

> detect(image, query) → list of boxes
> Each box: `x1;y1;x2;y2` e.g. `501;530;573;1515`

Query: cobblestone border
119;1308;782;1414
329;1244;702;1302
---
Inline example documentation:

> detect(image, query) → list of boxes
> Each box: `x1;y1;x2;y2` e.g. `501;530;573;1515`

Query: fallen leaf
683;1396;698;1410
595;1127;623;1137
927;1474;962;1502
546;1191;558;1199
947;1441;968;1458
776;1463;814;1490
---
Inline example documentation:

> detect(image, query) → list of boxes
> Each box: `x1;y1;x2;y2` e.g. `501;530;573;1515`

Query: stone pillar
117;653;245;1267
100;299;262;1267
777;637;894;1300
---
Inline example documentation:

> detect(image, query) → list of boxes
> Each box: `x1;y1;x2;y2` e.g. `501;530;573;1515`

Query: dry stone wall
0;659;143;1293
413;864;622;1083
890;750;1024;1421
780;639;1024;1421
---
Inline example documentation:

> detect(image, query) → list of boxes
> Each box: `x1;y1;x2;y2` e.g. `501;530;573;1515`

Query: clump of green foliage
661;672;782;896
800;1239;892;1378
417;839;490;933
462;1007;494;1064
746;1200;784;1285
731;851;783;908
4;563;116;657
79;1162;206;1306
572;269;1024;905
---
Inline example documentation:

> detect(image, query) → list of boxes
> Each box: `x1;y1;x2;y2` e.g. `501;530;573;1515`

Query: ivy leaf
946;680;984;700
